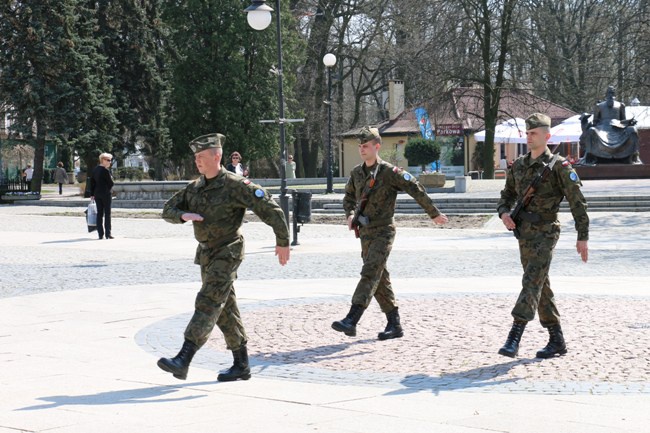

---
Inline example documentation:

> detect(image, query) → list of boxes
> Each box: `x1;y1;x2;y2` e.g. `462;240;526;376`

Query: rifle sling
515;154;560;217
357;163;381;215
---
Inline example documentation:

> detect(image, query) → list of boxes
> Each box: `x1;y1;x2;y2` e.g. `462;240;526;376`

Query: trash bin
454;176;471;193
292;191;312;224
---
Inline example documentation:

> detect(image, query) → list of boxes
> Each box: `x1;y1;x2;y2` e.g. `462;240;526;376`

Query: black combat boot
331;304;365;337
378;307;404;340
536;324;567;358
217;344;251;382
157;340;198;380
498;320;527;358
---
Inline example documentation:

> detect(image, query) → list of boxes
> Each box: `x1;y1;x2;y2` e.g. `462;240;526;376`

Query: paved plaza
1;180;649;432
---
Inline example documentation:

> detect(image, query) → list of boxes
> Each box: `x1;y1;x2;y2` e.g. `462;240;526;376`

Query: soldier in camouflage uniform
157;133;290;382
497;113;589;359
332;126;449;340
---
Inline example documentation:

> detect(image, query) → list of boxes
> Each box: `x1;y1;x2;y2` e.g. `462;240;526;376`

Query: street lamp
323;53;336;194
245;0;296;229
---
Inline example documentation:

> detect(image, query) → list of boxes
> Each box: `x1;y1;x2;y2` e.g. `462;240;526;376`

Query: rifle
350;164;380;238
509;155;559;239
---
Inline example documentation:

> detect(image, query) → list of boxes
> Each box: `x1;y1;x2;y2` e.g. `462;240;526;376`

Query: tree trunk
32;119;48;193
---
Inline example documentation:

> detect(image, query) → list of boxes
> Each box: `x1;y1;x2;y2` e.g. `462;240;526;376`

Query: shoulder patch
569;171;579;182
254;189;265;198
403;172;412;181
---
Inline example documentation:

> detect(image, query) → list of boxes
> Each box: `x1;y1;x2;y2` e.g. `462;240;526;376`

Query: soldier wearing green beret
332;126;449;340
497;113;589;359
157;133;290;382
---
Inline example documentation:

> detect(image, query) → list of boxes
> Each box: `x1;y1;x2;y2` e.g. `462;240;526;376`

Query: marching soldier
332;126;448;340
158;133;290;381
497;113;589;359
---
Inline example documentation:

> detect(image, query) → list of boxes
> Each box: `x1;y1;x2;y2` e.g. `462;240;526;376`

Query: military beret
189;133;225;154
525;113;551;130
356;126;381;143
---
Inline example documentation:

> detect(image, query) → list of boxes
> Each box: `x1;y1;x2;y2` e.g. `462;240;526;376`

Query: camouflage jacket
162;166;289;247
343;158;441;225
497;148;589;241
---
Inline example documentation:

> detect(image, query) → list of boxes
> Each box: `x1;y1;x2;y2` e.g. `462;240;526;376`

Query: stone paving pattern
2;180;650;399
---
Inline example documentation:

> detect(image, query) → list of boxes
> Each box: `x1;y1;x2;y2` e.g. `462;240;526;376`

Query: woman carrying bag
89;153;115;239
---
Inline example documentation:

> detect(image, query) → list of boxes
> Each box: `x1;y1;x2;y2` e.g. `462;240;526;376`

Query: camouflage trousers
351;224;398;313
512;235;561;327
184;238;247;350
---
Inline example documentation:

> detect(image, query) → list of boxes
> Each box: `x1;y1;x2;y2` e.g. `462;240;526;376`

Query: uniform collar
197;166;227;189
525;147;553;167
362;157;383;174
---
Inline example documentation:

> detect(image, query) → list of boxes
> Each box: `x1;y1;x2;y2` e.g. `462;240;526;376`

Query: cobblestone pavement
2;202;649;396
139;291;650;395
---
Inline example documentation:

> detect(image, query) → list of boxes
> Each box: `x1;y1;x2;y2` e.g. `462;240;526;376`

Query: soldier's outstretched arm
391;166;443;220
236;181;290;248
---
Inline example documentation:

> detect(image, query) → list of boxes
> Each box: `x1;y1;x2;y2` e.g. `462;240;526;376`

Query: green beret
189;133;225;154
356;126;381;143
525;113;551;130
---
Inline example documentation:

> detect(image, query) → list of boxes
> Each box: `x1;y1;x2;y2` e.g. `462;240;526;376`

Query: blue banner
414;107;435;140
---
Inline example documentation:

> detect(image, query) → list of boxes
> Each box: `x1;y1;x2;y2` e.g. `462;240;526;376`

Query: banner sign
414;107;435;140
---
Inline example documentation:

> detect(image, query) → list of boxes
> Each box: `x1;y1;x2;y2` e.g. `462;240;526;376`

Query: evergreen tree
93;0;172;179
0;0;118;192
162;0;302;176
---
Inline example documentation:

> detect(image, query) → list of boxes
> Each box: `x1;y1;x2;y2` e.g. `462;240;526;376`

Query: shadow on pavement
385;358;542;396
41;238;97;244
16;382;215;410
253;339;376;367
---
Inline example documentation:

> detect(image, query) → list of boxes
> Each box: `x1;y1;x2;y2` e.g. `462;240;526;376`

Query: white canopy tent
548;114;582;144
474;118;527;144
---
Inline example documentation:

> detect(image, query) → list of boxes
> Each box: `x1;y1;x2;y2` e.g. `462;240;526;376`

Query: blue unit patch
569;171;579;182
403;173;412;181
254;189;265;198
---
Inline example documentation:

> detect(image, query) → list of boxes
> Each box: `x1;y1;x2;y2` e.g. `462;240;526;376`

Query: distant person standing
54;162;69;195
285;154;296;179
23;164;34;191
89;153;115;239
226;151;249;177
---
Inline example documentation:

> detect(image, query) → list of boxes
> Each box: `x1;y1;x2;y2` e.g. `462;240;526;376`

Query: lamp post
245;0;293;228
322;53;336;194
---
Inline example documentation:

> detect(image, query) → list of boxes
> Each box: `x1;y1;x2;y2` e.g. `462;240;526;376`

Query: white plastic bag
85;200;97;232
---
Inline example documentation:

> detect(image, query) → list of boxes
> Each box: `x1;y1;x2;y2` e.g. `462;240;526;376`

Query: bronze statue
578;86;641;165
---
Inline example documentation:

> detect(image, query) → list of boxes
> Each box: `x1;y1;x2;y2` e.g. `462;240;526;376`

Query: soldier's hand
576;240;588;263
181;213;204;222
501;213;516;230
347;215;354;230
276;246;290;266
432;214;448;225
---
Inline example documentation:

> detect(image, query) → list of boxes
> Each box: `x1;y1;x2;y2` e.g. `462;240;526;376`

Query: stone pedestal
574;164;650;180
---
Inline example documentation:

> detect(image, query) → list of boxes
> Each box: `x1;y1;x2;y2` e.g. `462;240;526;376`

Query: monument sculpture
578;86;641;165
